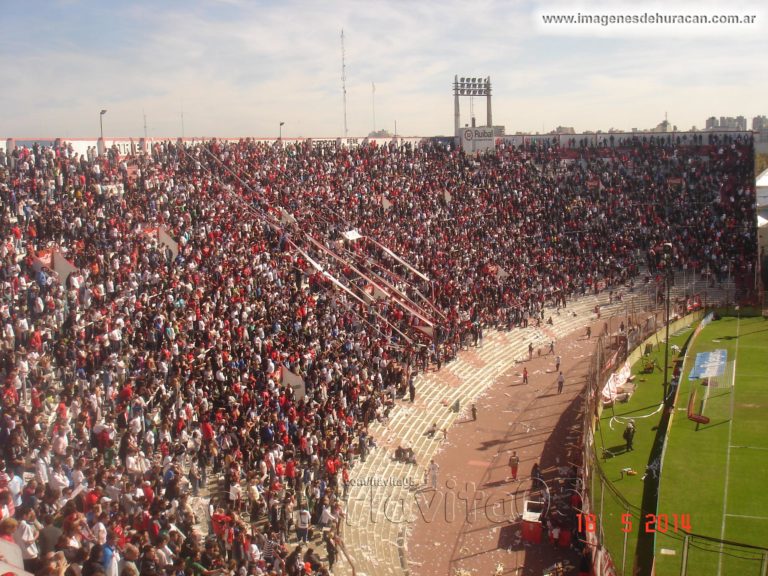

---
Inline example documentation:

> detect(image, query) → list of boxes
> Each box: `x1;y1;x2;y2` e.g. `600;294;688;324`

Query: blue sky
1;0;766;138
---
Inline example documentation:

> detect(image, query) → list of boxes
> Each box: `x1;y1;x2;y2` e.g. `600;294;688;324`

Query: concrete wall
0;136;427;157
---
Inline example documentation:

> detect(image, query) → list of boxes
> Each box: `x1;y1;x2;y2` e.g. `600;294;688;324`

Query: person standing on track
555;355;561;372
428;459;440;490
557;372;565;394
523;367;528;385
508;451;519;481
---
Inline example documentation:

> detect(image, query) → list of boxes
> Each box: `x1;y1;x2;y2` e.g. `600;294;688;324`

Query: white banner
279;207;297;225
601;360;631;404
415;325;434;338
281;366;306;401
158;226;179;259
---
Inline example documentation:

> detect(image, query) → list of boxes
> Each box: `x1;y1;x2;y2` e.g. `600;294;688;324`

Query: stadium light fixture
279;121;285;141
453;77;491;97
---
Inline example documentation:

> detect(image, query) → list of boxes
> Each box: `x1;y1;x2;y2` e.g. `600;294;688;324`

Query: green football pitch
655;315;768;575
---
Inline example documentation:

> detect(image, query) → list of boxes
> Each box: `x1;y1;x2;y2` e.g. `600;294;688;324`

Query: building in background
706;115;748;131
752;116;768;153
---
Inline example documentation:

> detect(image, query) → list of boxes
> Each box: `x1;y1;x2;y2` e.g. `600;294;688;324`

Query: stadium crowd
0;133;755;576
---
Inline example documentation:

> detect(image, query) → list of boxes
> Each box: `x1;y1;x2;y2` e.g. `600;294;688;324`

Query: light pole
279;121;285;142
100;109;107;141
662;243;673;408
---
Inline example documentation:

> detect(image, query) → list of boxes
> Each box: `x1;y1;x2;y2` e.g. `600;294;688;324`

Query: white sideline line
717;316;740;576
725;514;768;521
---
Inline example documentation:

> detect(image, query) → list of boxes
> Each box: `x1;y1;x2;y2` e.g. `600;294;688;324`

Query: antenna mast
341;29;348;138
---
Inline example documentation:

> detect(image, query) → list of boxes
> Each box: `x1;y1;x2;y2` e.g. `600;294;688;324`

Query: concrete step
336;274;727;576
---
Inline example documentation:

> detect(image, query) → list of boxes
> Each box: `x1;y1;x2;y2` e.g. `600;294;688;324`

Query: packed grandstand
0;134;756;576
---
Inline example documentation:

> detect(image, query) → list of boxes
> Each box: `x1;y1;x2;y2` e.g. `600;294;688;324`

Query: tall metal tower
341;29;348;138
453;76;492;137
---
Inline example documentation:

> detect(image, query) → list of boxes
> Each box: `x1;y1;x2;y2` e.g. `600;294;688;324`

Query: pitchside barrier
581;311;704;576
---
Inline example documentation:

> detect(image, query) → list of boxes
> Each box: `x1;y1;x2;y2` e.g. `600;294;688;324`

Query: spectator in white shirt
13;506;41;573
52;428;69;457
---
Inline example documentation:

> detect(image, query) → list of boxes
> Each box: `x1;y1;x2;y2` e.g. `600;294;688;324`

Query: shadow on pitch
696;419;730;431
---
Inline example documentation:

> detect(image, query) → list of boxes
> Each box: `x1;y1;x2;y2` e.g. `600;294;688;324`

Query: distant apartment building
652;119;672;133
705;116;748;130
753;116;768;131
721;116;746;130
751;116;768;153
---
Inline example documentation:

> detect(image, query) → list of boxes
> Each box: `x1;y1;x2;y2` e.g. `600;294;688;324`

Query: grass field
593;326;696;576
655;315;768;576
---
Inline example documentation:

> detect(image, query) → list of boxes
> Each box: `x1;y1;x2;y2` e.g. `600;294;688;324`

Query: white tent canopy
757;168;768;209
757;168;768;187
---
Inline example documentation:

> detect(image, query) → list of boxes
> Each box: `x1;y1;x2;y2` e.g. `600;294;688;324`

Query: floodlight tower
453;76;492;137
454;75;461;138
486;78;492;127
